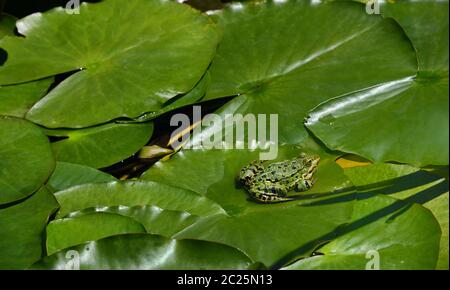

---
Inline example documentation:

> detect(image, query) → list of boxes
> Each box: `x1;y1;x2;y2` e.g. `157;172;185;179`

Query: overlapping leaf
47;161;116;192
0;78;53;118
54;180;226;218
305;0;449;166
44;122;153;169
0;117;55;204
142;145;355;267
200;0;416;144
0;13;14;38
0;0;220;128
0;14;53;118
32;234;255;270
344;163;449;269
283;194;441;270
46;212;146;255
0;187;59;269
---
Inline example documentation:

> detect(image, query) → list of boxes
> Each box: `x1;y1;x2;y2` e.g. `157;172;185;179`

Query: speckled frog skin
238;153;320;203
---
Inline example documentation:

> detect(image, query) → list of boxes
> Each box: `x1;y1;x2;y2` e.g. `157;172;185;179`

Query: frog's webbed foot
296;180;309;192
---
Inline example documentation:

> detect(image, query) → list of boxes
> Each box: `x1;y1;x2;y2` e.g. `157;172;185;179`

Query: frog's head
299;153;320;169
237;161;262;186
238;167;257;184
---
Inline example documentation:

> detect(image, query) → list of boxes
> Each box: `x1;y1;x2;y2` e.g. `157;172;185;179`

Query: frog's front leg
294;172;316;192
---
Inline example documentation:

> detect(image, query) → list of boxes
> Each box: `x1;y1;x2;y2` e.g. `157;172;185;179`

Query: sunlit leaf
0;0;220;128
32;234;255;270
0;187;58;269
305;0;449;166
44;122;153;169
0;117;54;204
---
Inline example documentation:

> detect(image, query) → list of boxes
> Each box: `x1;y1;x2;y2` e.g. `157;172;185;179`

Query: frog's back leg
252;191;293;203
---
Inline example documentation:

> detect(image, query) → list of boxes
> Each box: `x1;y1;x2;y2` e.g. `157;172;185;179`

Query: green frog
237;153;320;203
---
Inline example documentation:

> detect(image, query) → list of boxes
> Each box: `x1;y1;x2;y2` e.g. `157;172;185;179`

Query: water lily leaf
0;187;59;269
0;117;55;204
54;180;226;219
44;122;153;169
47;162;116;192
283;194;441;270
381;0;448;73
0;14;15;38
0;0;220;128
305;0;449;166
344;163;449;269
426;192;449;270
0;14;53;118
31;234;255;270
0;78;53;118
46;212;146;255
142;145;355;267
201;0;416;144
69;205;201;238
120;71;211;123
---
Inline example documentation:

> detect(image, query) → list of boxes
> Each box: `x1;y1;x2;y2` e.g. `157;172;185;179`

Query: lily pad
0;187;59;269
0;13;15;38
0;117;55;204
69;205;201;238
46;212;146;255
0;14;54;118
305;0;449;166
344;163;449;269
47;161;116;192
45;122;154;169
200;0;416;144
31;234;255;270
283;194;441;270
0;78;53;118
121;71;211;123
54;180;226;218
0;0;220;128
142;145;355;267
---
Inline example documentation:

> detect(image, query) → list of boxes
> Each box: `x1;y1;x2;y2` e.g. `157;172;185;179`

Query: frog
237;153;320;203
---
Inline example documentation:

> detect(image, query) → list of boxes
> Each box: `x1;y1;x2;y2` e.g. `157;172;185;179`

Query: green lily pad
0;14;54;118
69;205;201;238
54;180;226;219
344;163;449;269
283;194;441;270
0;117;55;204
47;162;116;192
46;212;146;255
381;0;448;74
0;13;15;38
142;145;355;267
426;192;449;270
45;122;153;169
0;187;59;269
31;234;255;270
120;71;211;123
0;0;220;128
305;0;449;166
0;78;53;118
200;0;416;144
